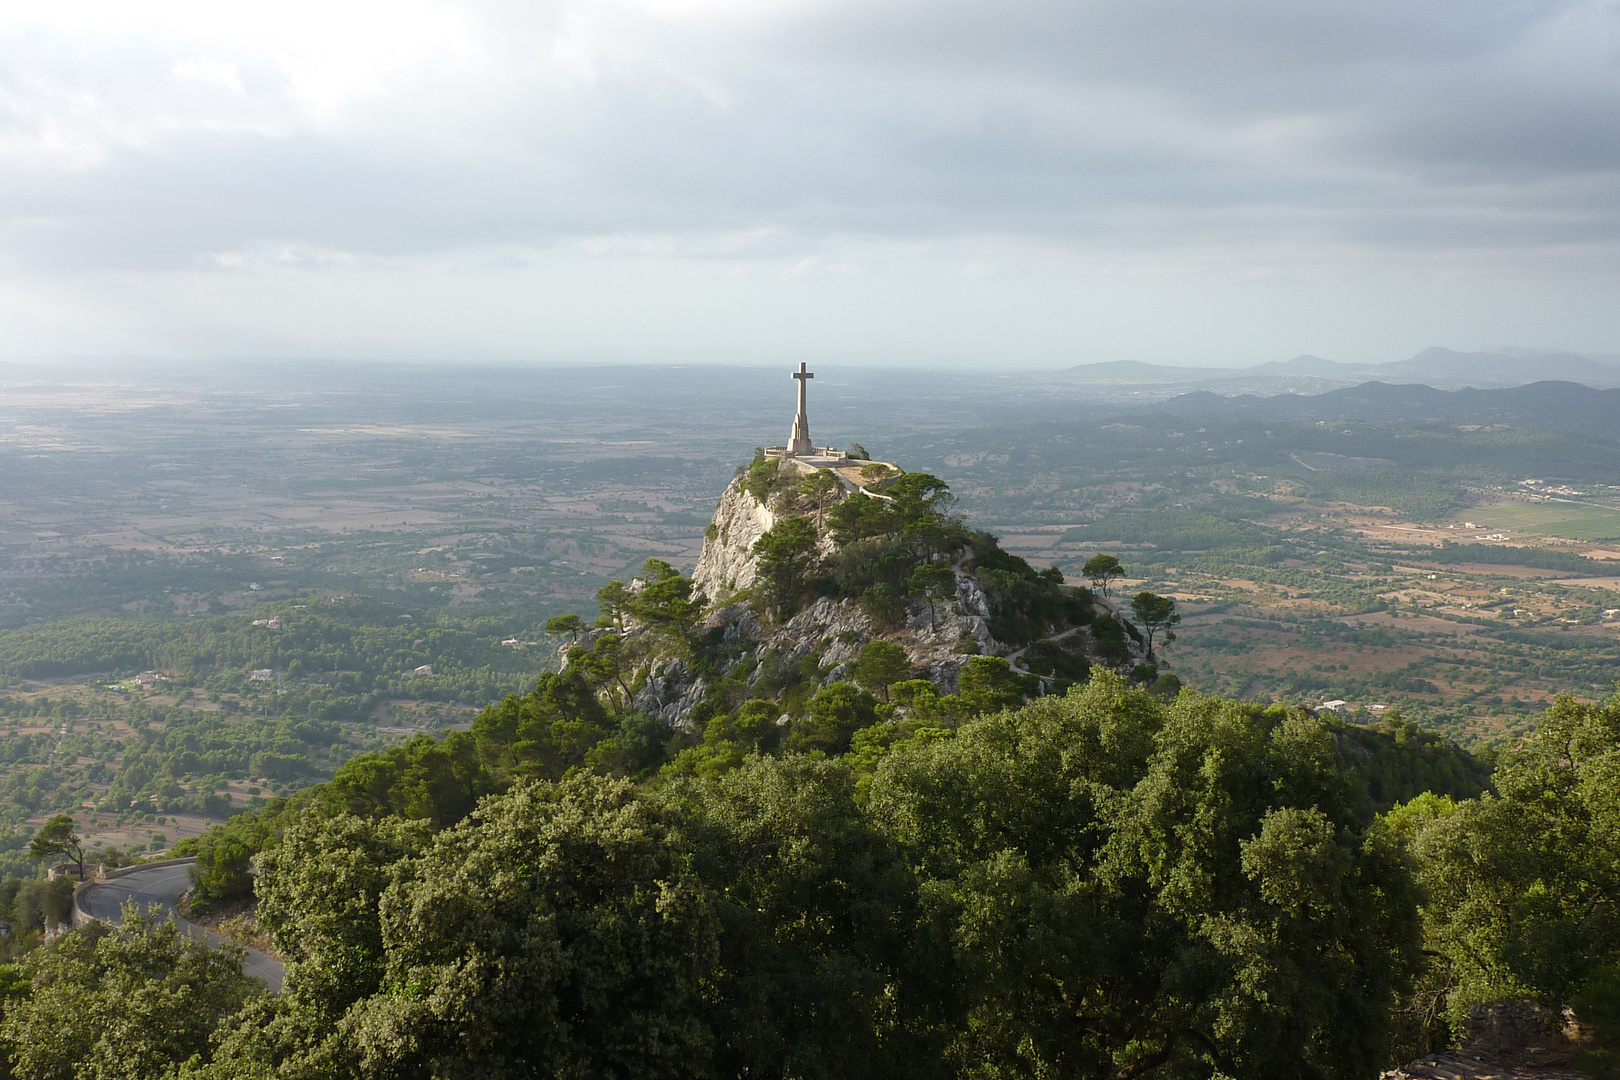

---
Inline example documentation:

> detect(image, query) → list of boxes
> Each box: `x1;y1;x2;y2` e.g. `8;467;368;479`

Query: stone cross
788;362;815;455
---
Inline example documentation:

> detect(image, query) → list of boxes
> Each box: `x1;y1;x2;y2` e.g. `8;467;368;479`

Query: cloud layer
2;0;1619;365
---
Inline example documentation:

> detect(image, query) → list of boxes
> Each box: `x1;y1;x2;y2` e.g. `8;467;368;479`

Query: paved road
78;863;284;993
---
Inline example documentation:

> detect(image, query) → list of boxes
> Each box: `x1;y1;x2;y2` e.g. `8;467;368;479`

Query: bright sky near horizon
2;0;1619;368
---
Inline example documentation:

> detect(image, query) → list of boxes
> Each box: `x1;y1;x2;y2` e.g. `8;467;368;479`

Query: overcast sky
2;0;1618;368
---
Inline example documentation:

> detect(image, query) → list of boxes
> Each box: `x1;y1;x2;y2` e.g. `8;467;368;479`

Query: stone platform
763;446;847;464
778;453;850;470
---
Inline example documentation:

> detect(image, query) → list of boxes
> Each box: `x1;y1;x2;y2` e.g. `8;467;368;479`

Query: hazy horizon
2;344;1614;376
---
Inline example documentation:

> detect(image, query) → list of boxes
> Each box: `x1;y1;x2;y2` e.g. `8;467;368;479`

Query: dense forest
1;669;1615;1079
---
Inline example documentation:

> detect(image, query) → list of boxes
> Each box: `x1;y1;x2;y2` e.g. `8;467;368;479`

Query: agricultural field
1443;492;1620;541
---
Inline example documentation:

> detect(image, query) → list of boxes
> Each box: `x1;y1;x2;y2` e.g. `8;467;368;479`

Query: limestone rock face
692;476;775;606
633;566;1012;729
757;579;1004;695
633;659;708;732
639;464;1104;729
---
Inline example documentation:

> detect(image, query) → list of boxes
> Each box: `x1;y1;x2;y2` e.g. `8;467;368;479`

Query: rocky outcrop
692;477;775;606
642;461;1105;728
1380;1003;1588;1080
632;567;1012;727
763;580;1002;694
1379;1048;1582;1080
633;659;708;732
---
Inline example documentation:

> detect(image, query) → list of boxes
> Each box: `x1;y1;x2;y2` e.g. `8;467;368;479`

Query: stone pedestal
788;415;814;456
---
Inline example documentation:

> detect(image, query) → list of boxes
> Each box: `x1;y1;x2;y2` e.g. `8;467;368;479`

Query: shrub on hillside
790;682;880;755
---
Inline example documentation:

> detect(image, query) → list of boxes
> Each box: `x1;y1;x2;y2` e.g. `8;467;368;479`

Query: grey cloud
2;0;1619;273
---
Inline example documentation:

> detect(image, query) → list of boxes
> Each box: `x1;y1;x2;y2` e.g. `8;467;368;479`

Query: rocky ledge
1381;1003;1592;1080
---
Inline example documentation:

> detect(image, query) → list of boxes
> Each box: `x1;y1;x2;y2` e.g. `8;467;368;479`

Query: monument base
763;445;847;463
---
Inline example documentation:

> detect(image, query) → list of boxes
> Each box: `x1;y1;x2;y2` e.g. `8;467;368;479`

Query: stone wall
72;856;198;929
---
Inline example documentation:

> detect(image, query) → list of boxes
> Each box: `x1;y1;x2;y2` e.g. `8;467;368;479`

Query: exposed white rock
692;476;776;606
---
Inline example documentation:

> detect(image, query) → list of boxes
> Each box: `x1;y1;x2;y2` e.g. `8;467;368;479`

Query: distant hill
1247;354;1349;377
1060;347;1620;398
1375;347;1620;387
1150;379;1620;439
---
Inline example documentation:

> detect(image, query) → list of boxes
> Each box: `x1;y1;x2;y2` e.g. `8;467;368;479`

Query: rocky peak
624;456;1130;727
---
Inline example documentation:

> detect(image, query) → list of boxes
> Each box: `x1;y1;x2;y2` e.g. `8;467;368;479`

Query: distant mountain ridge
1248;354;1346;377
1147;379;1620;439
1063;347;1620;394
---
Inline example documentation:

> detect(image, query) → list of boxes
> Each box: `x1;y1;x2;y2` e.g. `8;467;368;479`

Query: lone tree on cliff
630;559;706;647
909;564;957;629
853;641;911;702
30;815;84;879
753;516;819;617
595;579;633;631
1130;591;1180;661
545;613;584;643
798;468;844;530
1083;554;1124;597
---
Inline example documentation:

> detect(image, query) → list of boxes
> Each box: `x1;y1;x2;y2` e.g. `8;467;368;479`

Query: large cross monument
764;362;846;462
788;362;815;456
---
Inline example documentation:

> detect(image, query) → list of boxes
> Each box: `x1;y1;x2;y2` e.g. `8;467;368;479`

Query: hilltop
561;451;1138;745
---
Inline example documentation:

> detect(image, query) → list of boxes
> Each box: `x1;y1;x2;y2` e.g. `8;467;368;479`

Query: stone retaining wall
71;857;197;928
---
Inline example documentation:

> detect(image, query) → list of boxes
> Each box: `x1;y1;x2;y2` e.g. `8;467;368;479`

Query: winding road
76;861;284;993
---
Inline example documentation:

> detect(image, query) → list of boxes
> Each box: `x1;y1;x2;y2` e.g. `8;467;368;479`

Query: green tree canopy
1082;553;1124;596
629;559;705;647
2;908;261;1080
907;564;956;629
565;632;634;708
852;641;911;702
798;468;845;528
19;670;1539;1080
792;682;879;755
12;876;74;934
753;516;820;617
1407;691;1620;1013
1129;591;1180;660
544;613;583;641
342;774;719;1080
956;655;1029;715
594;579;633;631
256;811;430;1024
27;815;83;879
867;673;1422;1080
657;755;934;1080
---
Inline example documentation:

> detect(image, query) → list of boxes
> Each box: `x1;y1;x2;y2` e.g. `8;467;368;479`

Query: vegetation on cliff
478;462;1118;783
740;459;1093;647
